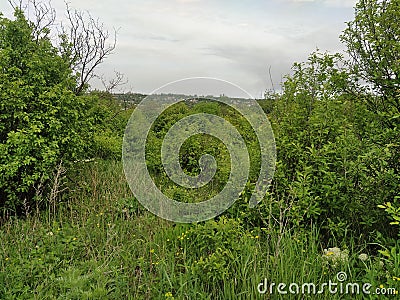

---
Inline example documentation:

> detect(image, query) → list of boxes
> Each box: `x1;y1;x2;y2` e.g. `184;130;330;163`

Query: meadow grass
0;160;398;299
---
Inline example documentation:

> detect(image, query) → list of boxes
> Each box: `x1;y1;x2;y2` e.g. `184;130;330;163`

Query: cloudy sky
1;0;357;97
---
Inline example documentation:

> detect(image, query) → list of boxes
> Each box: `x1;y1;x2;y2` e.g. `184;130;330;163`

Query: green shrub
144;100;261;205
86;91;133;160
259;51;400;243
183;217;257;284
0;10;91;214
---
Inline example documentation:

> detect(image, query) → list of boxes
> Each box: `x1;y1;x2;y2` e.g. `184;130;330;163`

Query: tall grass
0;160;398;299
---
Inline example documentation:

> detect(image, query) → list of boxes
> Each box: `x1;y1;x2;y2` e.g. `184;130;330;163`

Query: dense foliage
0;0;399;298
341;0;400;120
0;9;126;215
264;51;399;242
0;10;91;214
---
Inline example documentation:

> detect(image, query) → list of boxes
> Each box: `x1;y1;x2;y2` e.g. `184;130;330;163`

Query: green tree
258;49;399;242
340;0;400;118
0;10;91;215
341;0;399;212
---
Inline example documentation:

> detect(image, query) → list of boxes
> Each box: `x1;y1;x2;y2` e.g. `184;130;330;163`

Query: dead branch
62;2;117;95
99;71;128;93
8;0;56;41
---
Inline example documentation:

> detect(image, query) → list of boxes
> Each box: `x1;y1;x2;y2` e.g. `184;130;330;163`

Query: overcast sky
1;0;357;97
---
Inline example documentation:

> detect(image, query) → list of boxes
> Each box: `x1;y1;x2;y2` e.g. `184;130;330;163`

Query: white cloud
0;0;356;97
323;0;357;7
284;0;356;7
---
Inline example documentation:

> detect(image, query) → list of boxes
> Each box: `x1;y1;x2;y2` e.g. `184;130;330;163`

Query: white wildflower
358;253;368;261
322;247;349;267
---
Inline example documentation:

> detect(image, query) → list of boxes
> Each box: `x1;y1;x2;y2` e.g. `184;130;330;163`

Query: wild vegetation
0;0;399;299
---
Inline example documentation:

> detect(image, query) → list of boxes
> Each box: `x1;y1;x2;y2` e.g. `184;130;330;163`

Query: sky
0;0;357;98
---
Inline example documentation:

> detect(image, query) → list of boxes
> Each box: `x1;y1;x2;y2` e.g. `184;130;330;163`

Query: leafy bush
379;198;400;236
85;91;134;160
144;99;261;204
340;0;400;119
0;10;92;214
183;217;257;284
257;51;400;242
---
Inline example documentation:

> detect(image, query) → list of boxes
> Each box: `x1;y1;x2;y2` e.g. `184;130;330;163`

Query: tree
8;0;117;95
0;8;92;215
0;1;121;216
60;3;117;95
340;0;400;117
7;0;56;41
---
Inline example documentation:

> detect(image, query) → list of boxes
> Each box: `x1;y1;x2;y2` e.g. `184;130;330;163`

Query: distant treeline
113;92;272;109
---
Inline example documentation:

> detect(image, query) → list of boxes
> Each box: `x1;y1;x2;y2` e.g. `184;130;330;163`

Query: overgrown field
1;0;400;298
1;95;399;299
1;159;399;299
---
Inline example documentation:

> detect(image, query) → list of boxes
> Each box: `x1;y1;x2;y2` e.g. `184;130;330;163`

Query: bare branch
7;0;23;10
31;0;56;41
8;0;56;41
268;65;276;94
7;0;120;95
98;71;128;93
61;3;117;95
